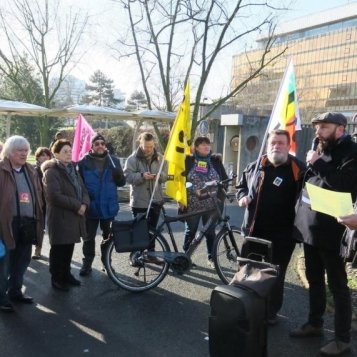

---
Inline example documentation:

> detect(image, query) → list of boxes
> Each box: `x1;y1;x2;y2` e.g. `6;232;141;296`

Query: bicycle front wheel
212;227;244;284
104;231;170;293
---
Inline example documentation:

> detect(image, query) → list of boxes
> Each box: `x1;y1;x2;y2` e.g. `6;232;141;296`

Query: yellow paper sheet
306;183;354;218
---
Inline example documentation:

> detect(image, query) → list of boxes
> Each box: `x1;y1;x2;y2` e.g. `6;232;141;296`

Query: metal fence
295;123;356;161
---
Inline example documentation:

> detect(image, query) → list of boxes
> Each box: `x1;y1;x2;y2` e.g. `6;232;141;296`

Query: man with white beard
236;129;306;325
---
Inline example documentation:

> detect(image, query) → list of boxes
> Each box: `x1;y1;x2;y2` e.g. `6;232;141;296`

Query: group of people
0;112;356;356
0;130;227;310
237;112;357;356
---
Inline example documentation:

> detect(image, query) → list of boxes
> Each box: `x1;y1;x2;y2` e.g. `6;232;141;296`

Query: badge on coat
273;177;283;187
195;161;208;174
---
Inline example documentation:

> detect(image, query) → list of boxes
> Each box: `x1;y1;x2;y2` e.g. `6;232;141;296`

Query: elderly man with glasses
77;134;126;276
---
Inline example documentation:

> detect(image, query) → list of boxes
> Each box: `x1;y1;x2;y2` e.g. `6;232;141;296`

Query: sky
75;0;353;100
2;0;356;101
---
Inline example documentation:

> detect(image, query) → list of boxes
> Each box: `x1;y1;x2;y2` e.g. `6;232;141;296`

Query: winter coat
185;154;228;204
0;158;44;250
78;152;125;219
124;147;167;208
294;135;357;250
42;159;90;245
236;154;306;238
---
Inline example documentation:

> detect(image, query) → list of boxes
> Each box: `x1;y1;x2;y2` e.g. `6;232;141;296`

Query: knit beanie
91;133;106;146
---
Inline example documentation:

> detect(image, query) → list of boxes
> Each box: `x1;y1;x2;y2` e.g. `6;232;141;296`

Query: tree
0;54;44;147
82;70;123;107
126;90;148;111
113;0;288;147
0;0;89;145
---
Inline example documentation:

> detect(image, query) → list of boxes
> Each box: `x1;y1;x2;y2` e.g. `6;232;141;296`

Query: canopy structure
49;104;136;120
0;100;176;139
133;109;176;122
0;99;50;137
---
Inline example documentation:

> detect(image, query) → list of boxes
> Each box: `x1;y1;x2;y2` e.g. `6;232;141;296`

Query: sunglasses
93;141;106;147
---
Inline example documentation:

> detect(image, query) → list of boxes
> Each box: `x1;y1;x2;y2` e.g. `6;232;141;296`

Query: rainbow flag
164;82;191;206
268;58;301;155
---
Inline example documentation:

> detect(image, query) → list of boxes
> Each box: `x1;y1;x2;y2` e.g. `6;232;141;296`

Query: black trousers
304;243;351;343
49;244;75;283
242;238;295;318
82;218;113;265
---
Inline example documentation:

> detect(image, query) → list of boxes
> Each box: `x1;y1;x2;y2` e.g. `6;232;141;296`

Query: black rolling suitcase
209;237;278;357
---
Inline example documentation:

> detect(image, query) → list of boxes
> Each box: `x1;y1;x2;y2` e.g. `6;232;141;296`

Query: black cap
91;133;106;145
311;112;347;127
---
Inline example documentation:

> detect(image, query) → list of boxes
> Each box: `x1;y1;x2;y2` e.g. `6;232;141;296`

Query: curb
296;254;357;332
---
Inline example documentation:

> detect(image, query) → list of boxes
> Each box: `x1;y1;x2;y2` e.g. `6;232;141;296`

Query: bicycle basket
111;214;150;253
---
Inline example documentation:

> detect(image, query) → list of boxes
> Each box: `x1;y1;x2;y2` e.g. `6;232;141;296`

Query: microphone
308;137;320;168
311;137;319;151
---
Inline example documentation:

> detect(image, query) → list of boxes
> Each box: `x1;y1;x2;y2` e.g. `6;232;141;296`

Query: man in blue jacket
78;134;125;276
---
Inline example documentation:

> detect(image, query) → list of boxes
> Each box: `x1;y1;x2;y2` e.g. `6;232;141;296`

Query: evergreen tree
82;70;123;107
126;90;148;111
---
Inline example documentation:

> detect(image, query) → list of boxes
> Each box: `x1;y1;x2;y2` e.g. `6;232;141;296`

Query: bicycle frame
151;177;238;272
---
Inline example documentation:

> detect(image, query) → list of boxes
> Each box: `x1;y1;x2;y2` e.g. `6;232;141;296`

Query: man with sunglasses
77;134;126;276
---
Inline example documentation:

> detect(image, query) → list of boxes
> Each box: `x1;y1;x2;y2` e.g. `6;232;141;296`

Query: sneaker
289;322;323;338
207;258;215;269
320;339;351;356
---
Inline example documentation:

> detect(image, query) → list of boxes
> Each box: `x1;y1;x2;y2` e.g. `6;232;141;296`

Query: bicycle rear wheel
104;231;170;292
212;227;244;284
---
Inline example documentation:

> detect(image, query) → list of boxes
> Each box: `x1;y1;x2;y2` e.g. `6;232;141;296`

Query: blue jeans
183;212;217;259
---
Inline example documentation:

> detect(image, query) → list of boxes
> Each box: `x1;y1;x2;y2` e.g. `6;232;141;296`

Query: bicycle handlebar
195;174;237;200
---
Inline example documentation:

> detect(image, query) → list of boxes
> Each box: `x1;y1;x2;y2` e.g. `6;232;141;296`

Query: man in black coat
290;112;357;356
236;129;305;325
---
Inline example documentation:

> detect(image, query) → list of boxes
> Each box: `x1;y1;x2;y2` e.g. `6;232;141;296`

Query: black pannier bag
111;214;150;253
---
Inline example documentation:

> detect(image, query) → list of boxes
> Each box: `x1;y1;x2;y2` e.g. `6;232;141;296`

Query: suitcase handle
244;236;273;262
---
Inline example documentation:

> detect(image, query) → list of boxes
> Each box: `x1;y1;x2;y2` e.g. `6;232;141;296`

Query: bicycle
103;176;244;292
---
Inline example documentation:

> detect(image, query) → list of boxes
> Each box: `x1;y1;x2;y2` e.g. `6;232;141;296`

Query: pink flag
72;114;95;162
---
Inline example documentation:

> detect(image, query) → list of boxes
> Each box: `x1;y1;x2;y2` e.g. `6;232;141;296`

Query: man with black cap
290;112;357;356
77;133;126;276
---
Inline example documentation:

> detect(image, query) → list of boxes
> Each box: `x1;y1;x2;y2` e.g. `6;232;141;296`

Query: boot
79;260;92;276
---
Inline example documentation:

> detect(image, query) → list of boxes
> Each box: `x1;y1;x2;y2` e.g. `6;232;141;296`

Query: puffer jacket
42;159;89;245
0;158;44;250
124;147;167;208
78;152;125;219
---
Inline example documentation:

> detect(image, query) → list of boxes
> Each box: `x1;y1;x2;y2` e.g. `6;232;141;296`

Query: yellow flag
164;82;191;206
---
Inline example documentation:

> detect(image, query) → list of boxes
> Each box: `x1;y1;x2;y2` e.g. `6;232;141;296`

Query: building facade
220;3;357;178
231;3;357;123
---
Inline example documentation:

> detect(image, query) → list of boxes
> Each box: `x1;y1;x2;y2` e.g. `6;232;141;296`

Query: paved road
0;202;356;356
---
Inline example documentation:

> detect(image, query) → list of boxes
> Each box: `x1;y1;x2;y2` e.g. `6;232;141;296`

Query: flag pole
146;158;165;219
247;57;293;198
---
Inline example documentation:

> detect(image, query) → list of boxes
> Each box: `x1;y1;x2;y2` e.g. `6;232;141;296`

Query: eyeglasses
93;141;106;147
